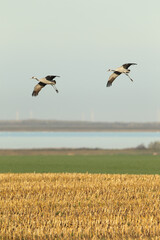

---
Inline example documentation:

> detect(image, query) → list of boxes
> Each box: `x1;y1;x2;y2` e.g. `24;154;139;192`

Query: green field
0;155;160;174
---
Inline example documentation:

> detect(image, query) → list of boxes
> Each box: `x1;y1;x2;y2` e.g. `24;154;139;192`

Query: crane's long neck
34;77;39;81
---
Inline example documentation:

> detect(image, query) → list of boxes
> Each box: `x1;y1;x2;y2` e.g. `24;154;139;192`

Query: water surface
0;131;160;149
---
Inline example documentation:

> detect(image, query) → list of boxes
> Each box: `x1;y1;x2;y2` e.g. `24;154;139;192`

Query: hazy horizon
1;118;160;124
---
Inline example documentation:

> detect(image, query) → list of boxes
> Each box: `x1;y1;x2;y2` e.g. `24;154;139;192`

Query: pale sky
1;0;160;122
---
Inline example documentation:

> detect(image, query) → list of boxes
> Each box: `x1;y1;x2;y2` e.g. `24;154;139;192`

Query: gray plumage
106;63;137;87
31;75;60;96
32;82;46;96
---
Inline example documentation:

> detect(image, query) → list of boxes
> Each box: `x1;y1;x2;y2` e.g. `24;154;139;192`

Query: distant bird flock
31;63;137;96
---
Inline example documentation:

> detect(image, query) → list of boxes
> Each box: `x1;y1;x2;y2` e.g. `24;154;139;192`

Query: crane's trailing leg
52;85;59;93
125;73;133;82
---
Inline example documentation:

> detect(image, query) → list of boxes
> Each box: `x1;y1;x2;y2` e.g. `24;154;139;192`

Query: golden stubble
0;173;160;239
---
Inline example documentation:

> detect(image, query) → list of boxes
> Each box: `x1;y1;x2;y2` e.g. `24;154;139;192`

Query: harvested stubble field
1;173;160;239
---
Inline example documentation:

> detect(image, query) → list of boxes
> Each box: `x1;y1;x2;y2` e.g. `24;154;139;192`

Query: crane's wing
122;63;137;69
32;82;46;96
45;75;60;81
106;71;121;87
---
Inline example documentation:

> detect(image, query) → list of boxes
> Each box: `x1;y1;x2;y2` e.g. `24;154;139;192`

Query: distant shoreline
0;148;159;156
0;129;160;132
0;120;160;132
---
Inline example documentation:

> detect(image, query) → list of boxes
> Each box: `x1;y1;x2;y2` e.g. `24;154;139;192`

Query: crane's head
107;69;114;72
31;76;39;82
